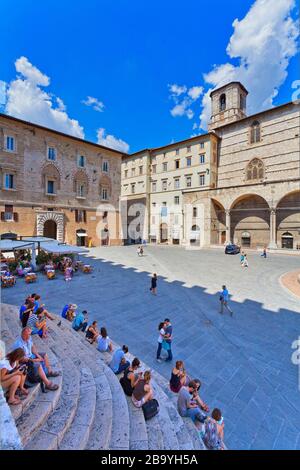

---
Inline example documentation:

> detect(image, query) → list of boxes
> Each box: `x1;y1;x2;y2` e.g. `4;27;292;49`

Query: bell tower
208;82;248;131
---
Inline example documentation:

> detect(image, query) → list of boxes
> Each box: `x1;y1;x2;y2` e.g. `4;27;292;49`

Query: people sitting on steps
202;408;225;450
109;345;130;374
72;310;88;332
177;381;207;425
169;360;187;393
12;327;60;391
120;358;142;396
26;307;48;338
85;321;100;344
0;348;29;405
131;370;153;408
97;327;113;352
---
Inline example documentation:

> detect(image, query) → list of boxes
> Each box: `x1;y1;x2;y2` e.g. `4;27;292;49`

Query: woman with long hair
0;348;28;405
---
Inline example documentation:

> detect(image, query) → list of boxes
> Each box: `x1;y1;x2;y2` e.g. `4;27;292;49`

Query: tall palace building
121;82;300;251
1;81;300;250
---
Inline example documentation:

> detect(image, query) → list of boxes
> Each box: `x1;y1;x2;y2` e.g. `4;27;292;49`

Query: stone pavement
2;246;300;450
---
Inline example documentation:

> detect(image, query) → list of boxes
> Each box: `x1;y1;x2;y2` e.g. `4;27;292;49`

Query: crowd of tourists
1;288;226;450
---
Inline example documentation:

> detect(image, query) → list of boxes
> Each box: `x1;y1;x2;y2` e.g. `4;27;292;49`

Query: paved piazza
2;246;300;450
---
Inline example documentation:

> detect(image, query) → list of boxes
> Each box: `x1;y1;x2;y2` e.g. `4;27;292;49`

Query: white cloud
169;84;203;120
97;128;129;153
169;84;187;96
4;56;84;138
82;96;105;112
0;80;6;106
188;86;204;100
199;0;299;129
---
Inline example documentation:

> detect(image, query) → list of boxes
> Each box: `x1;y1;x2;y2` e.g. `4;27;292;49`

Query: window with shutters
75;210;86;223
6;136;15;152
4;173;15;190
102;161;109;173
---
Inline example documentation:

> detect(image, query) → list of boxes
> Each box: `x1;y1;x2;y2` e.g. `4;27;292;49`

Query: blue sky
0;0;299;153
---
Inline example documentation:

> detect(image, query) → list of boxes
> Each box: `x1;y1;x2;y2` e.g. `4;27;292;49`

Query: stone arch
276;190;300;250
36;211;64;242
230;194;270;248
41;163;61;190
211;198;226;245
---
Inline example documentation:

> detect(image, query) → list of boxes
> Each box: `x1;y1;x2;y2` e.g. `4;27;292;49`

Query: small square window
48;147;56;161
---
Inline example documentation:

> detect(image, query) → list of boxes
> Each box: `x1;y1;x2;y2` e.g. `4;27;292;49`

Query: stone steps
2;303;208;450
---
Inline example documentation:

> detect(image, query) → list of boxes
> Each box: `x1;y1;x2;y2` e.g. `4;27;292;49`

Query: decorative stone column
269;209;278;249
225;210;231;244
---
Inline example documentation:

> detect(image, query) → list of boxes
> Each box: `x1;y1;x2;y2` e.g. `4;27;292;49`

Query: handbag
142;399;159;420
162;340;170;351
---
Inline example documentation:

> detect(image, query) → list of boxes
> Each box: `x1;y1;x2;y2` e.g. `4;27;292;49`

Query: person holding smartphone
0;348;28;405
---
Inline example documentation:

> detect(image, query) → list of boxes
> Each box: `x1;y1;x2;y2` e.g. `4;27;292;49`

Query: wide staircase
1;304;206;450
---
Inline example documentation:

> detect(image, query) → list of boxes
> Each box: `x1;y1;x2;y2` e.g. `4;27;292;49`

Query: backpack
142;399;159;420
203;418;222;450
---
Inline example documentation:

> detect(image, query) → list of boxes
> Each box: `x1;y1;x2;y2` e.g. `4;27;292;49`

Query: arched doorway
230;194;270;248
281;232;294;250
276;191;300;250
211;199;226;245
160;223;168;243
43;220;57;239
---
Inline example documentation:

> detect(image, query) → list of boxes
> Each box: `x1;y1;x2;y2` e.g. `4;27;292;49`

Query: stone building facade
0;114;123;246
121;82;300;250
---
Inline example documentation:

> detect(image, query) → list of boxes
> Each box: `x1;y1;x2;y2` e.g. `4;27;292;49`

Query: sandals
47;371;60;378
45;382;59;391
8;398;22;405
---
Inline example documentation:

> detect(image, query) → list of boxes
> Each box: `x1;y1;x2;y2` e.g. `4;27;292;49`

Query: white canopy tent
40;243;89;254
0;239;37;268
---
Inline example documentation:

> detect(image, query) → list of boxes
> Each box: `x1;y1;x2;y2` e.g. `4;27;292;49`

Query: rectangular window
48;147;56;161
47;180;55;194
186;157;192;167
6;136;15;152
152;165;157;174
78;155;85;168
200;142;204;149
174;196;180;205
162;180;167;191
139;166;143;175
175;160;180;169
131;184;135;194
200;154;205;164
187;146;191;152
174;178;180;189
163;162;168;172
193;207;197;217
4;174;14;189
125;170;128;178
152;182;157;192
186;176;192;188
176;149;179;155
161;204;168;216
131;168;135;177
103;161;109;173
75;210;86;223
199;174;205;186
102;188;109;200
77;183;85;198
4;205;13;221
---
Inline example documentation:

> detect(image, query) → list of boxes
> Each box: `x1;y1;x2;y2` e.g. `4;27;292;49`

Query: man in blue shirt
109;345;130;374
219;285;233;316
72;310;88;332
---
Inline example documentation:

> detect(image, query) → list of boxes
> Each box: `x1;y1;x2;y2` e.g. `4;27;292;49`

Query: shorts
132;395;146;408
30;353;48;375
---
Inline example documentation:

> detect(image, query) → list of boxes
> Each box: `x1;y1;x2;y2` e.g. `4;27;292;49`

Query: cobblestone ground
2;246;300;450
